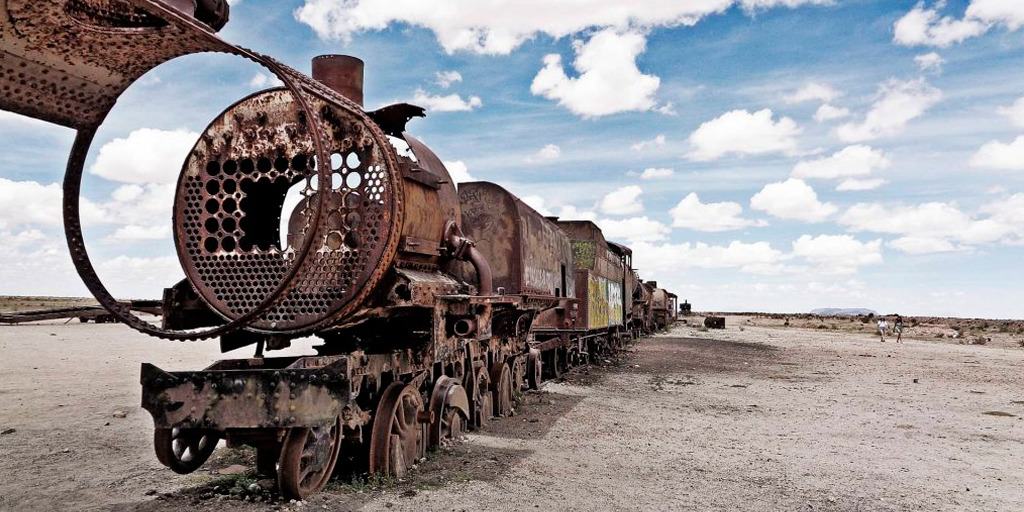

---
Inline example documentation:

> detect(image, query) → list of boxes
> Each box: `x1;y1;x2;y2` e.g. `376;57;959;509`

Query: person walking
877;317;888;342
894;315;904;343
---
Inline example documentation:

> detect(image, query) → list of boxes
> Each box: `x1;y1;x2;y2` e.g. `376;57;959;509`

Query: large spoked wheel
277;417;343;500
369;382;426;478
491;362;514;418
153;427;220;474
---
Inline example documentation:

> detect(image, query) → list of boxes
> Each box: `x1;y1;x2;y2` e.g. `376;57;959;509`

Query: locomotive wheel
153;427;220;474
510;356;526;394
543;348;561;380
490;362;514;418
277;417;343;500
526;349;542;390
369;383;427;478
467;366;492;430
427;376;470;449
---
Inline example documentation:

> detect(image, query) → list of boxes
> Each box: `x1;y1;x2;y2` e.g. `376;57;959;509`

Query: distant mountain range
811;308;877;317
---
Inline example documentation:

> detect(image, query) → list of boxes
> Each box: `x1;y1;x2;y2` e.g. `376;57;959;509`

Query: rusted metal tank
555;220;624;331
607;242;634;329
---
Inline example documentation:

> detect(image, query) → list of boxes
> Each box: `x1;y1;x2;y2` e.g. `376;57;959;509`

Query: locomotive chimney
312;55;364;107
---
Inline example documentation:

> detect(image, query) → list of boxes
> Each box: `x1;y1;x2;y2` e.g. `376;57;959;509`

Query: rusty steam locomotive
0;0;680;499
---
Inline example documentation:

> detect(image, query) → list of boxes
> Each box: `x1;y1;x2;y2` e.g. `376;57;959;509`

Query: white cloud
750;178;836;222
412;89;482;112
970;136;1024;171
670;192;764;232
893;1;1024;48
914;52;945;73
249;72;283;89
556;204;597;221
839;201;1019;252
531;30;659;118
519;194;551;216
599;185;644;215
630;134;666;152
836;78;941;142
791;234;883;274
442;160;475;183
527;143;561;163
598;216;671;243
836;178;887;191
295;0;832;55
654;102;678;116
814;104;850;122
687;109;801;161
637;167;674;180
435;70;463;88
888;236;960;255
894;3;988;47
997;97;1024;128
784;82;840;104
0;178;107;229
631;240;786;276
792;145;890;180
108;224;169;241
90;128;199;184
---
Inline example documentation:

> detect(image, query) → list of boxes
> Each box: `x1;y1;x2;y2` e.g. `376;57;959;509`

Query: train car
648;282;674;330
457;182;581;377
607;242;635;340
555;220;627;358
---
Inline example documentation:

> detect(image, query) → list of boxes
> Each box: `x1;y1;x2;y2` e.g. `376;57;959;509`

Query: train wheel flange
369;383;426;478
427;376;469;449
468;366;492;430
277;417;343;500
153;427;220;474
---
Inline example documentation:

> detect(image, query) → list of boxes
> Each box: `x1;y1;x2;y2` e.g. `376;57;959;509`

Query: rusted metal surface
555;220;624;330
704;316;726;329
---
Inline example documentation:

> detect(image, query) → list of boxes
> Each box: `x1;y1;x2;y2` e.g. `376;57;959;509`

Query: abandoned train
0;0;680;499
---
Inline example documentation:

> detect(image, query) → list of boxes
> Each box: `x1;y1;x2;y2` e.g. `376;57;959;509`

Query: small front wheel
153;427;220;474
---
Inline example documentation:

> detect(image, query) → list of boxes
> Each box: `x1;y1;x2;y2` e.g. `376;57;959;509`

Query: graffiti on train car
572;241;597;270
588;274;609;329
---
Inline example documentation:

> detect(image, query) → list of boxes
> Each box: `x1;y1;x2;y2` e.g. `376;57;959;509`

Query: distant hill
811;308;877;317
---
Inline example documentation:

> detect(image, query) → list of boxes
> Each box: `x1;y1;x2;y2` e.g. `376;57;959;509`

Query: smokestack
311;55;364;107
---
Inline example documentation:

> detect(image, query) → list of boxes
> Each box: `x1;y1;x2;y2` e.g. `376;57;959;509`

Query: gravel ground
1;316;1022;511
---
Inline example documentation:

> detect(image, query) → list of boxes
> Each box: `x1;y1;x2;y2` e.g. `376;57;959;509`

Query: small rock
912;379;919;384
112;410;128;419
401;490;417;498
218;464;249;475
0;428;15;435
247;483;261;493
61;448;71;453
144;489;158;496
257;479;275;490
104;422;110;426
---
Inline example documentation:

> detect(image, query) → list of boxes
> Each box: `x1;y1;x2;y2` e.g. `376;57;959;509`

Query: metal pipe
311;55;364;107
466;245;493;295
453;318;476;337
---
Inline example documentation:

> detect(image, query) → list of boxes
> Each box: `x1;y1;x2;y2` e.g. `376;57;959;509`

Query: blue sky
1;0;1023;318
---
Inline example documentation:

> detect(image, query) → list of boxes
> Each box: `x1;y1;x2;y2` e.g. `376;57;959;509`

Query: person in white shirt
877;318;888;342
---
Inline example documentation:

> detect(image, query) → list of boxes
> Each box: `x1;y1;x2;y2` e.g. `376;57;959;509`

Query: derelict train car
0;0;680;500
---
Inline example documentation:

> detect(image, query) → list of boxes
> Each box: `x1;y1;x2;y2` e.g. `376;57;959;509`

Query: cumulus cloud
784;82;840;104
914;52;945;73
89;128;199;184
531;30;660;117
791;234;883;274
526;144;561;164
997;97;1024;128
294;0;832;55
249;72;283;89
837;78;941;142
599;185;644;215
631;134;666;152
632;168;674;180
791;145;890;180
631;240;786;276
839;200;1021;253
687;109;801;161
435;70;463;88
893;1;1024;48
750;178;836;222
888;236;959;254
0;178;106;229
835;178;887;191
814;104;850;123
412;89;482;112
670;192;764;232
442;160;475;183
598;216;671;243
970;136;1024;171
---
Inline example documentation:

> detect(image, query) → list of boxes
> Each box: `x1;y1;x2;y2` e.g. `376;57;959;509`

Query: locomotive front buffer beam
141;355;359;432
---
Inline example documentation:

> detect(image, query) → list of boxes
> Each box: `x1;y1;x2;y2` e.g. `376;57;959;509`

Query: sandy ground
1;315;1022;511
